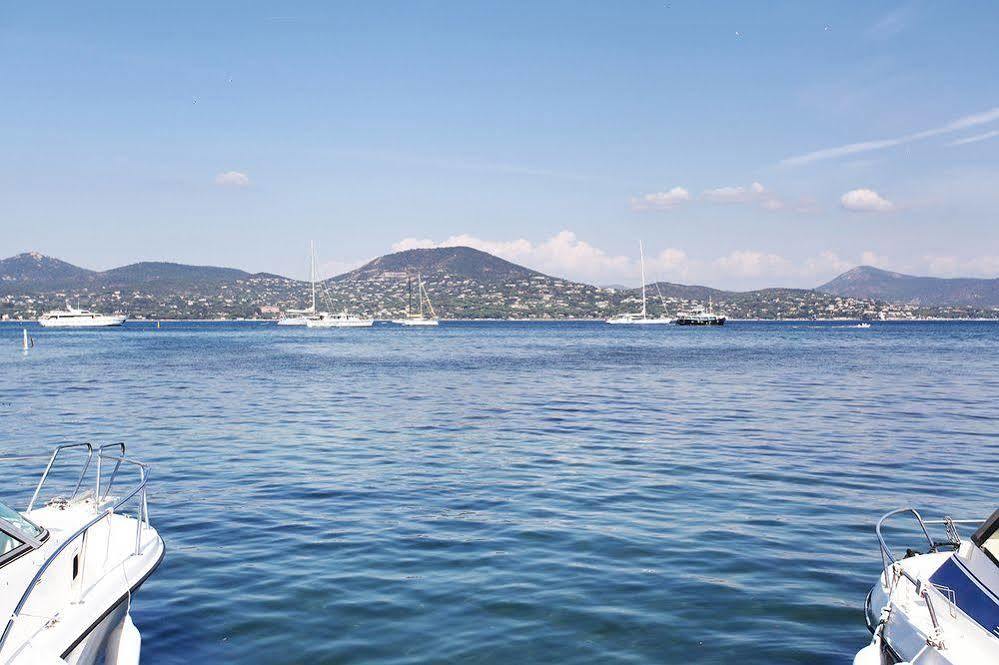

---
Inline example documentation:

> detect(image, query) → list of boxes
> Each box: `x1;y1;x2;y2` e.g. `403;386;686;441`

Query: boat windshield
972;509;999;566
0;500;42;555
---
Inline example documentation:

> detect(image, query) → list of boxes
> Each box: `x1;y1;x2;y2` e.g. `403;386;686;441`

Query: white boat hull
2;502;163;665
37;315;126;328
605;317;671;325
277;317;309;326
306;318;374;328
397;319;439;326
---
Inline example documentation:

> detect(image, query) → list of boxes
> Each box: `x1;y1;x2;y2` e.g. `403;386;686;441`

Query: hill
325;247;603;318
98;262;253;290
1;249;997;320
818;266;999;307
0;252;95;288
334;247;543;282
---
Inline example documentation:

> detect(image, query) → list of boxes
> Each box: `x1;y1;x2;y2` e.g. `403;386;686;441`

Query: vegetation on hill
1;249;997;320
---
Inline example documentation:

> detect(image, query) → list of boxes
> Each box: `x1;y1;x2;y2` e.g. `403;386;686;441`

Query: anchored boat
855;507;999;664
0;443;164;664
38;306;126;328
278;241;321;326
674;302;726;326
606;241;671;325
394;273;439;326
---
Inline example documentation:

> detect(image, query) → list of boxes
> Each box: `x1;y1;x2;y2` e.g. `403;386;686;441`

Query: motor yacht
674;303;726;326
0;443;164;664
38;306;126;328
855;507;999;664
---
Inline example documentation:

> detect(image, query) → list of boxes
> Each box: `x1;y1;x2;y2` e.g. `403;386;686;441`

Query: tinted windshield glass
0;500;42;539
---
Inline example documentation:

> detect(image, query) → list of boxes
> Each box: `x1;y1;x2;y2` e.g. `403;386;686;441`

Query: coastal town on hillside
1;254;995;321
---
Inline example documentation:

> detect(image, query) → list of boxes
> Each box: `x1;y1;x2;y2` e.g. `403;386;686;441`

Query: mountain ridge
817;265;999;306
1;249;997;319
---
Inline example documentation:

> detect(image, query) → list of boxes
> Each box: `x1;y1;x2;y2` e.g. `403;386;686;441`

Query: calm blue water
1;321;996;664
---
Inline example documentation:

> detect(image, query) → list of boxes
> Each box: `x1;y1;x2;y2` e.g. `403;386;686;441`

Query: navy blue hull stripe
929;556;999;636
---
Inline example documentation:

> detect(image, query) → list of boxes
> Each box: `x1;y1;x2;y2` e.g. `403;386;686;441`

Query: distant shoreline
3;317;998;324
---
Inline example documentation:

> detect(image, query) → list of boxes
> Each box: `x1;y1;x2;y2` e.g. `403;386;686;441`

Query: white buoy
22;328;29;352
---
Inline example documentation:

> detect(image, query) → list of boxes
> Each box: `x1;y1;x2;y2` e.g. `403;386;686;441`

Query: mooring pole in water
22;328;28;352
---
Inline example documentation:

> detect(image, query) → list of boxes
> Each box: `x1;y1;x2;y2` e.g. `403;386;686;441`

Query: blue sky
2;1;998;288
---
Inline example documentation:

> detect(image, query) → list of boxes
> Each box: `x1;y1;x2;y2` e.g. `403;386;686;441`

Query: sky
2;1;998;289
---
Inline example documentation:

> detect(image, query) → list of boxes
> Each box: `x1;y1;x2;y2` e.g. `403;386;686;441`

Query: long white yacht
855;507;999;665
0;443;164;664
394;273;439;326
38;306;126;328
606;241;671;325
306;311;374;328
278;241;321;326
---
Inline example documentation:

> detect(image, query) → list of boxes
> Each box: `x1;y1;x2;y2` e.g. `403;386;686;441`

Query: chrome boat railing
0;443;153;658
872;507;986;647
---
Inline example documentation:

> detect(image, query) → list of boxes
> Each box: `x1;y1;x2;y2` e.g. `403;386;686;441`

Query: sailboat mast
310;240;317;313
639;240;647;318
418;273;424;318
407;274;413;317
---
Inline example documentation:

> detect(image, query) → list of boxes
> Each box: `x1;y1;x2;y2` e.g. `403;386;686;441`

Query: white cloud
630;187;691;211
924;254;999;277
392;231;631;284
389;232;883;288
841;188;895;213
215;171;250;187
712;250;792;278
781;106;999;166
860;250;888;267
700;181;784;211
949;129;999;146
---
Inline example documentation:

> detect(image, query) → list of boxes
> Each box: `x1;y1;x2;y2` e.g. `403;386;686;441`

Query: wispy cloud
949;129;999;146
700;182;785;211
630;187;691;211
215;171;250;187
781;106;999;166
867;7;911;39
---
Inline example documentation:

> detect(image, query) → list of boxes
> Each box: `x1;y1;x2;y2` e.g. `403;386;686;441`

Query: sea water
1;321;996;664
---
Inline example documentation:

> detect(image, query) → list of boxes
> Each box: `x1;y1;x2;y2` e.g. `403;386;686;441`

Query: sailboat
278;241;320;326
394;273;439;326
606;241;671;325
305;248;374;328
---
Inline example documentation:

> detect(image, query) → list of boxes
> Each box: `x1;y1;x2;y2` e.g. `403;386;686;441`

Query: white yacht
278;241;320;326
38;306;126;328
675;301;726;326
306;311;374;328
606;241;671;325
394;273;439;326
0;443;164;664
855;507;999;665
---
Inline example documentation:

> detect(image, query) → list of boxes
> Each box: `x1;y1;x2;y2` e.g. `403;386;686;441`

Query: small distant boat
38;304;126;328
0;443;164;663
675;302;726;326
606;241;671;325
306;311;374;328
393;273;439;326
856;322;872;328
855;507;999;665
278;241;321;326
